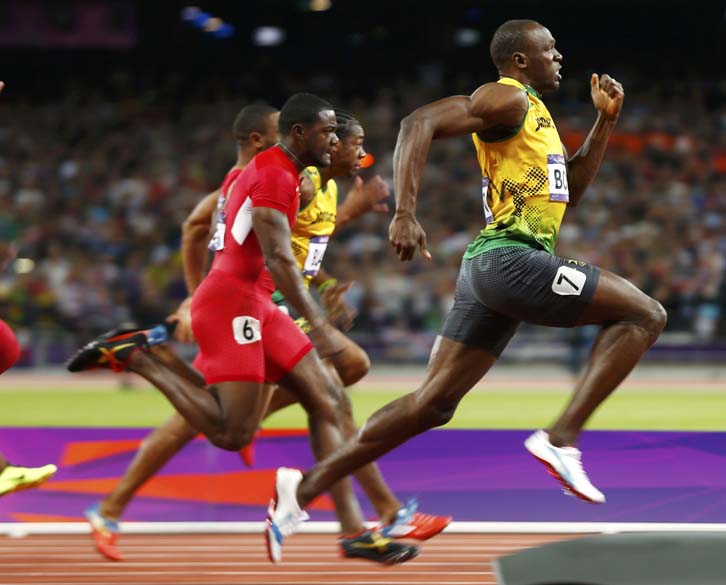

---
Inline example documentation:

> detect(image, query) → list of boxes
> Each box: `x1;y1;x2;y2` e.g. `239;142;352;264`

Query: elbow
400;111;427;133
265;248;296;274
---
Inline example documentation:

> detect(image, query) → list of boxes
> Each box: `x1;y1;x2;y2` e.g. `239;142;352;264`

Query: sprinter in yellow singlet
265;21;668;550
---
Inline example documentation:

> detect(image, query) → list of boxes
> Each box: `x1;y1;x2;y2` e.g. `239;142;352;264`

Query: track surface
0;533;576;584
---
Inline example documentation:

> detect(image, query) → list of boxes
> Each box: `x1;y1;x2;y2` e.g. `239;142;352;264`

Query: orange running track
0;532;579;584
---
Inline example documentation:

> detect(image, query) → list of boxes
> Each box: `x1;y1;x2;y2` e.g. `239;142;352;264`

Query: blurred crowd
1;69;724;365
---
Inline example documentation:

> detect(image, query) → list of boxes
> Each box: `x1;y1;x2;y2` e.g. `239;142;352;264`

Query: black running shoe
339;529;420;565
66;330;149;373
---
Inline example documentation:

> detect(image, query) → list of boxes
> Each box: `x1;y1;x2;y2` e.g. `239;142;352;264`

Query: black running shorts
440;246;600;357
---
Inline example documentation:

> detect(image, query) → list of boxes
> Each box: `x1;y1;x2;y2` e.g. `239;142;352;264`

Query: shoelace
276;509;310;537
396;498;419;525
560;447;591;483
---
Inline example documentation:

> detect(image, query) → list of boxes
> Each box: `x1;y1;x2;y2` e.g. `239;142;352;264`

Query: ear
249;131;264;149
291;123;306;142
513;52;527;69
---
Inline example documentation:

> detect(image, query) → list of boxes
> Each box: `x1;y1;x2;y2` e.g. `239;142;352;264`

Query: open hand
590;73;624;121
339;175;390;221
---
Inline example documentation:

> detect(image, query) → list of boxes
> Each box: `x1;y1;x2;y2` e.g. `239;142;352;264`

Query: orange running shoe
379;498;452;541
85;504;123;561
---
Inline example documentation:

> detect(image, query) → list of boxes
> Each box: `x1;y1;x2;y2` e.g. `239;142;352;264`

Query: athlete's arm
390;83;527;261
181;190;219;295
335;175;390;232
253;207;343;357
566;74;624;207
165;190;218;343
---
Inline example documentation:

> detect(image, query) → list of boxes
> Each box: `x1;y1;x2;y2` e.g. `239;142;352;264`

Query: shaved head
489;19;541;72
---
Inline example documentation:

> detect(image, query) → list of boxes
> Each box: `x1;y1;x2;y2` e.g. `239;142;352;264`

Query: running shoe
0;463;57;497
85;503;123;561
66;330;150;373
339;529;419;564
98;322;174;347
265;467;309;563
524;430;605;504
379;498;452;540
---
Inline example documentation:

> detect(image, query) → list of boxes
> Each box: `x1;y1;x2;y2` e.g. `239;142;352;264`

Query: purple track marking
2;428;725;523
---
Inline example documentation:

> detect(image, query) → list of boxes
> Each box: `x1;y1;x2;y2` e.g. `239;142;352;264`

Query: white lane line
0;553;501;566
0;539;541;553
0;561;491;567
5;571;495;576
3;575;504;585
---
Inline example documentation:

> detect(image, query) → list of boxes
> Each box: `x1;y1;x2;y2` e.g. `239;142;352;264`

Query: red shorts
0;319;20;374
191;271;313;384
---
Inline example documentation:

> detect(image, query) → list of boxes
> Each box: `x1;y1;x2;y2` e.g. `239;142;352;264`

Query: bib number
481;178;494;225
547;154;569;202
303;236;329;277
208;217;226;251
208;193;227;252
551;266;586;296
232;316;261;344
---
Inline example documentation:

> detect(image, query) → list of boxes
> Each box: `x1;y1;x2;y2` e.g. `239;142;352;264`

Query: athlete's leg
263;330;401;523
326;330;370;387
277;350;364;535
0;453;8;472
125;350;267;451
296;338;496;509
149;344;206;386
546;269;666;446
99;413;197;520
263;328;369;417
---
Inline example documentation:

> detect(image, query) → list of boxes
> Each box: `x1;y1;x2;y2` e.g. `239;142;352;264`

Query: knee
337;349;371;387
212;426;256;452
640;299;667;344
416;394;457;430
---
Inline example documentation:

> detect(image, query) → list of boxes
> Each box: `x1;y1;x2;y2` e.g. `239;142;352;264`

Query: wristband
317;278;338;294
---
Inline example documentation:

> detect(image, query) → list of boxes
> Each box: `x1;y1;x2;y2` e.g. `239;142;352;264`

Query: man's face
305;110;339;167
262;112;281;148
523;25;563;92
331;124;366;177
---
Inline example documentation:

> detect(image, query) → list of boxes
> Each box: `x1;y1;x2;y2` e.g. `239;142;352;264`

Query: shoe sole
407;516;452;540
67;331;149;373
527;452;601;504
264;485;280;564
342;546;420;565
0;469;57;497
90;529;124;562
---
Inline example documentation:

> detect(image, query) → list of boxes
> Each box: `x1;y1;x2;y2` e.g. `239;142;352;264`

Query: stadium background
1;2;726;580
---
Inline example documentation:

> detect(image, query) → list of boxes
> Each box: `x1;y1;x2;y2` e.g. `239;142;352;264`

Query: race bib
481;178;494;225
208;193;227;251
551;266;586;296
208;218;226;251
547;154;569;202
303;235;329;277
232;316;261;344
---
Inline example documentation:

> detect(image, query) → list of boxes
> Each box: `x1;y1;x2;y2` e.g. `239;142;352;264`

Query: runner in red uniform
0;79;58;495
67;93;419;565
